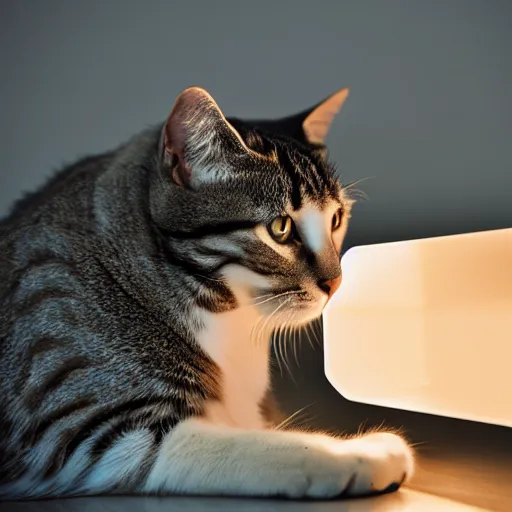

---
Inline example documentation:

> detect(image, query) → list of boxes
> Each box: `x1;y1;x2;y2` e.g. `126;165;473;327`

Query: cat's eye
268;216;294;244
332;208;343;230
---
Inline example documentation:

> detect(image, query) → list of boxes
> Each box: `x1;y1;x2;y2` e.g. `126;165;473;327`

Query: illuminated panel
323;228;512;427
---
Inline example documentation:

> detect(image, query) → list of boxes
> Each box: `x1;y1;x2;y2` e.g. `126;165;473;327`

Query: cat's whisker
273;328;284;377
250;316;262;349
314;320;323;345
275;327;287;380
279;338;293;378
304;323;315;350
283;321;293;369
251;314;270;350
280;411;314;431
279;322;296;383
275;403;314;431
313;318;322;338
293;326;300;367
282;327;290;369
297;328;302;367
193;273;226;284
343;177;372;202
314;321;322;344
252;293;275;301
408;440;428;450
273;324;289;379
255;299;291;353
343;176;371;190
309;322;317;344
267;299;291;334
309;321;321;348
251;290;300;307
356;420;369;437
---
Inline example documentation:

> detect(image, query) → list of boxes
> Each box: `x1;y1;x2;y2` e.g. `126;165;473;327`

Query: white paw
285;432;414;499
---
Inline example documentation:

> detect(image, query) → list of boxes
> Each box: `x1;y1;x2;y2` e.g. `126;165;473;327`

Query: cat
0;86;414;500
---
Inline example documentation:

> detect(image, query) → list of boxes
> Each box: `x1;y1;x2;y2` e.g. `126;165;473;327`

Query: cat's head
150;86;353;327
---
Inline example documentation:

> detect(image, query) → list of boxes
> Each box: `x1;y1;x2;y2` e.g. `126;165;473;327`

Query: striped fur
0;87;413;500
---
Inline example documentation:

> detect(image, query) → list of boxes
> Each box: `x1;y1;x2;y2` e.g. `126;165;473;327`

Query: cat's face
243;196;351;325
151;87;352;328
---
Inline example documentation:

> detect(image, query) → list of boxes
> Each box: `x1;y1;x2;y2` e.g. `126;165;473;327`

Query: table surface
0;489;491;512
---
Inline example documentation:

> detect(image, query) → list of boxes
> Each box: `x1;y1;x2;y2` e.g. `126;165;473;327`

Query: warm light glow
323;228;512;427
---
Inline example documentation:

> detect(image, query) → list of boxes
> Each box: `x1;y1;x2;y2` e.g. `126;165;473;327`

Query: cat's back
0;151;115;363
1;151;114;278
1;151;115;238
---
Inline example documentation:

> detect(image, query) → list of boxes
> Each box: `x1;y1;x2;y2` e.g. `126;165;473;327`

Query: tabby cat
0;86;413;500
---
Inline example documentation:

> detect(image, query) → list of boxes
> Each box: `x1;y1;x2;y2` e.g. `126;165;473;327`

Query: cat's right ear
161;87;256;189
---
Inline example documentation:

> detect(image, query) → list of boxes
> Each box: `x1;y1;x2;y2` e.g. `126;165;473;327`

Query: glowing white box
323;228;512;427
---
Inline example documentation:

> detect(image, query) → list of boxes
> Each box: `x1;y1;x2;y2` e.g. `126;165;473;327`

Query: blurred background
1;1;512;507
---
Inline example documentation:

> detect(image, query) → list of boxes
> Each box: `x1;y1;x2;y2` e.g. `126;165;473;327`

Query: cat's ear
161;87;254;188
301;88;349;145
242;88;349;148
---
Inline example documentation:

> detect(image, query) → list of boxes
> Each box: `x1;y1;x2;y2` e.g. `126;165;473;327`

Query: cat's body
0;87;413;500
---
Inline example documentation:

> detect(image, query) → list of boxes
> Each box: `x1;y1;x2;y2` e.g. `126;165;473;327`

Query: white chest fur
197;306;271;430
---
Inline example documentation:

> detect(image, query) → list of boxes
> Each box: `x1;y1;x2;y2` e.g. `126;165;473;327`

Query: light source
323;228;512;427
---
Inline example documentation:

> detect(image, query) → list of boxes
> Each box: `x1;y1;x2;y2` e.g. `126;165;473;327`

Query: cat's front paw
344;432;414;496
300;432;414;499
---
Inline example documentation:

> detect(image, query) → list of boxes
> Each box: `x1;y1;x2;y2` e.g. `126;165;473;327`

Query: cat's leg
4;417;412;498
143;418;414;498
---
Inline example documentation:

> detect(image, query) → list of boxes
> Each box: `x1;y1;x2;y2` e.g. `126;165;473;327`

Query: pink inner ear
163;104;194;187
170;159;190;188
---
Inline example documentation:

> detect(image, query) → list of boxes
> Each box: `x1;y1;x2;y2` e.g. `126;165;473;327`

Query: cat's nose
317;275;342;299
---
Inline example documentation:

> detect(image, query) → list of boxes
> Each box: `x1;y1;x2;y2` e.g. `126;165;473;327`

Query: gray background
2;0;511;240
1;1;512;510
